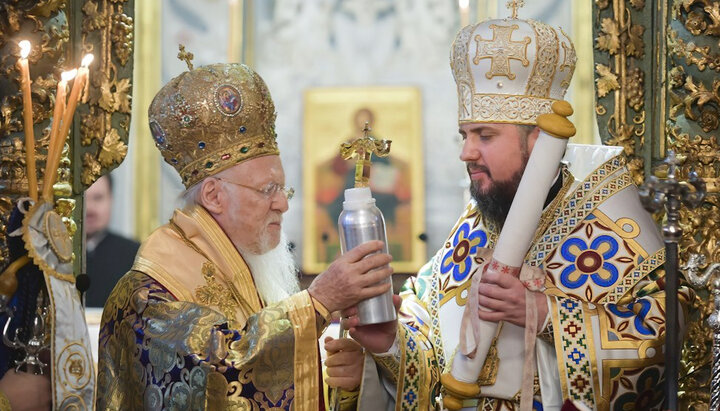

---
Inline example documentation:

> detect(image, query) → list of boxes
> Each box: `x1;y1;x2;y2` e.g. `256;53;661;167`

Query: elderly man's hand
477;269;548;329
324;337;364;391
0;371;52;411
308;241;393;313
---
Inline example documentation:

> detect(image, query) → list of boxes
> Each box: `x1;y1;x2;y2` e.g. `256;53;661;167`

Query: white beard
240;232;301;305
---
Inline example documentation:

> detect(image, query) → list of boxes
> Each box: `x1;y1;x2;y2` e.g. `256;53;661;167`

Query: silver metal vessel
338;187;397;325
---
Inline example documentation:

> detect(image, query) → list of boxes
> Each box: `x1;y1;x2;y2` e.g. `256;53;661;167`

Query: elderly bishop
96;62;394;409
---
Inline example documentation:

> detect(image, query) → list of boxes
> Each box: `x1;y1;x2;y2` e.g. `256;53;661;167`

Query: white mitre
450;3;577;125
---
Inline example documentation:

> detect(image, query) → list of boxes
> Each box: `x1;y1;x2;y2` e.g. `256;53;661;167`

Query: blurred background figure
84;174;140;308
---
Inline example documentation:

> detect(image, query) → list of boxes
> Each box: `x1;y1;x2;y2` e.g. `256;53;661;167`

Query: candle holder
682;254;720;411
2;290;49;375
638;150;706;410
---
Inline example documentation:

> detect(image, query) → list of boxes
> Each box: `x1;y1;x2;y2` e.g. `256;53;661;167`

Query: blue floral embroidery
439;222;488;282
561;298;578;311
607;299;653;335
559;235;620;289
568;347;586;364
404;390;417;405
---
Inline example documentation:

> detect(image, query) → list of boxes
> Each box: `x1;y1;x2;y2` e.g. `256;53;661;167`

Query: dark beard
470;169;524;229
467;127;532;229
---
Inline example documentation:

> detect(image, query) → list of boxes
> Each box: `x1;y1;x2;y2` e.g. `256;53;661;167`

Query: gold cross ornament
506;0;525;19
177;44;194;71
340;123;391;188
473;24;531;80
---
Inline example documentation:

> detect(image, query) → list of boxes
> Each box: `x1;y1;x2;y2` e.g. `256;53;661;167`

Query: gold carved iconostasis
0;0;133;275
592;0;720;408
0;0;135;374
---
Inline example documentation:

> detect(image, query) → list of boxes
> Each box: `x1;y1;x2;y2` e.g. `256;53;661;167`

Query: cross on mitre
473;24;531;80
177;44;194;70
340;123;391;188
506;0;525;19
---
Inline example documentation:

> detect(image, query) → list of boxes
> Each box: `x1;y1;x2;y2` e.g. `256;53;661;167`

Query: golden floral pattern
79;0;134;188
526;20;559;97
593;0;649;187
194;262;241;324
665;1;720;405
97;271;321;410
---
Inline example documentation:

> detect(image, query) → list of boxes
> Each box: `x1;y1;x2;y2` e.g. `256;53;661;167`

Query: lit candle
43;54;93;201
18;40;38;200
459;0;470;27
43;69;76;202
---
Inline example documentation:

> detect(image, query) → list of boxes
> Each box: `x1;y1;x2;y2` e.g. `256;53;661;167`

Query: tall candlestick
43;70;76;202
18;40;38;201
459;0;470;27
43;54;93;201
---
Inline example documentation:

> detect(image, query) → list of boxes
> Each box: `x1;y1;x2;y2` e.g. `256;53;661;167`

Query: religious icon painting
214;84;243;116
302;87;426;274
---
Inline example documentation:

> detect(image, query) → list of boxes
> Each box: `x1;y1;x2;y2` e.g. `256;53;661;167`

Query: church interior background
2;0;719;408
112;0;601;278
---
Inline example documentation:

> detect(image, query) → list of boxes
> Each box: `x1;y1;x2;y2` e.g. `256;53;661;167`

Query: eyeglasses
215;177;295;201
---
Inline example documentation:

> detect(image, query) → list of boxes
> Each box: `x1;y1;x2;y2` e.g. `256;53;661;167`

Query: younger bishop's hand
342;294;402;354
476;269;548;329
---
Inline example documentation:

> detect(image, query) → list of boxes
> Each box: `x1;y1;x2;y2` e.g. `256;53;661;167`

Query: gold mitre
148;62;278;188
451;2;576;125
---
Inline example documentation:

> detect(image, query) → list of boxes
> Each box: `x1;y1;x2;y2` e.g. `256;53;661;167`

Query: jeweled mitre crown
451;8;576;125
148;63;278;188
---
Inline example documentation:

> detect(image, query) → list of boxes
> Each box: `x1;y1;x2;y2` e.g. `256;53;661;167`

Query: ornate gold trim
132;256;195;302
286;290;320;411
22;201;75;283
464;94;556;125
78;0;134;187
593;0;649;186
190;206;263;312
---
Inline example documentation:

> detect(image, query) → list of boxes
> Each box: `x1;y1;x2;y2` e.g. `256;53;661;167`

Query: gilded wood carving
0;0;133;271
668;1;720;408
594;0;720;408
593;0;651;187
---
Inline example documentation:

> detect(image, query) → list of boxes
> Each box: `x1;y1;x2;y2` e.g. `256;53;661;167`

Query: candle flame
458;0;469;9
81;54;94;67
19;40;31;59
61;69;78;82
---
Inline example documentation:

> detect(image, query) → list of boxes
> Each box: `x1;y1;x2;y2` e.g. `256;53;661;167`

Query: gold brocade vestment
96;206;324;410
358;146;691;410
